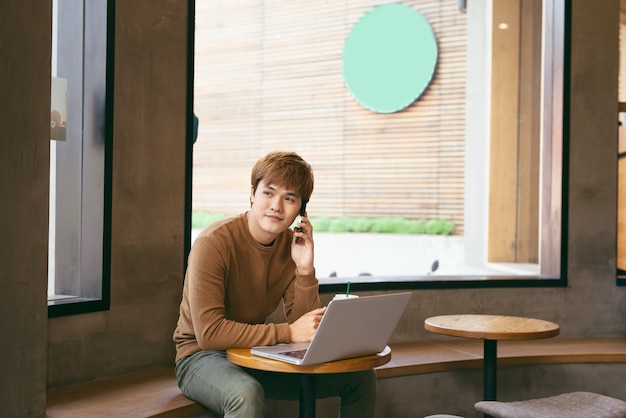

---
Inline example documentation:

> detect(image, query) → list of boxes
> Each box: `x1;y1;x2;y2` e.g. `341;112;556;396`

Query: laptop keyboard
279;349;307;359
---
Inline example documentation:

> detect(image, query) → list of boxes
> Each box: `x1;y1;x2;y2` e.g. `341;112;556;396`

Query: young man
173;151;376;417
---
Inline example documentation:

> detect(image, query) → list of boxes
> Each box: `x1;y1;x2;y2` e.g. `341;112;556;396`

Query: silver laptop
250;292;411;366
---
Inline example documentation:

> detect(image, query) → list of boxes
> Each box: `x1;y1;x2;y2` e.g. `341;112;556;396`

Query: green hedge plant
192;212;455;235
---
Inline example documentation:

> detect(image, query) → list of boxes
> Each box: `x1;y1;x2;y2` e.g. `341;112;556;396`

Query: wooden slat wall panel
193;0;466;233
619;121;626;271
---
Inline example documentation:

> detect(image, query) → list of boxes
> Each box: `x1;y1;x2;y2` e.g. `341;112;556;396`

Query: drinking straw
346;281;351;297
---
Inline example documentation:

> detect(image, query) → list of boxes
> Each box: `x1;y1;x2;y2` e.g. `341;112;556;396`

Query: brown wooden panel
488;1;521;262
487;0;540;263
619;124;626;270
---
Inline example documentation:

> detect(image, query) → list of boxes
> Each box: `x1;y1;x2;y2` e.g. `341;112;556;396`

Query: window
191;0;567;289
48;0;113;316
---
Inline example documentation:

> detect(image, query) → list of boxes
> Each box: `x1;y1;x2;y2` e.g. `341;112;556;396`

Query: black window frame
48;0;115;318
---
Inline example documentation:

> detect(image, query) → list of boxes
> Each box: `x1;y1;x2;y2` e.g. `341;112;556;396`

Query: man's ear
249;186;255;206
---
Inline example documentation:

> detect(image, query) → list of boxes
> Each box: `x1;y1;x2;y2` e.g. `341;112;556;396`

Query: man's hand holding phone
294;200;307;243
294;225;303;242
293;212;308;245
292;210;314;275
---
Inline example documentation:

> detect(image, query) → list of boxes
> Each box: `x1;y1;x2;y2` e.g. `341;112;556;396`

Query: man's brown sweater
173;213;320;362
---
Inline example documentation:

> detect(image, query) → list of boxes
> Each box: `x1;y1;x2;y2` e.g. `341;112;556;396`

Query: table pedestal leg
299;374;316;418
483;339;497;400
483;339;497;418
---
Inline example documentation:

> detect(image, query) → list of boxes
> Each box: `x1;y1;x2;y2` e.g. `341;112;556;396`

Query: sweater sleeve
282;269;321;323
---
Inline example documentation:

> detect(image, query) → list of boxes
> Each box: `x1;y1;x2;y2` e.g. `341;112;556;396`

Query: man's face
248;181;302;244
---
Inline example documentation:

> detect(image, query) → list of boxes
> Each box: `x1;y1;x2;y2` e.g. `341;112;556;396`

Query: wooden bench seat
46;336;626;418
377;336;626;379
46;368;213;418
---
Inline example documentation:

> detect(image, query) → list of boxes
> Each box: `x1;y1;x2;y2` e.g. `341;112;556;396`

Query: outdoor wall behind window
192;0;564;283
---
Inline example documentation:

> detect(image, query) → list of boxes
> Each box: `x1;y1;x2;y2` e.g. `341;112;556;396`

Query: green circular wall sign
342;4;438;113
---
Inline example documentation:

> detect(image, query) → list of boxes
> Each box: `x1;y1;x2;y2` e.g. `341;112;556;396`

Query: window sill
48;296;109;317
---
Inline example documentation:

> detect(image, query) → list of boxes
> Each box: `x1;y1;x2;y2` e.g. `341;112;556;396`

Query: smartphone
294;200;307;242
299;200;307;217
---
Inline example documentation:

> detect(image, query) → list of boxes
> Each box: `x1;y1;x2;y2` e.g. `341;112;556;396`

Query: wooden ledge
377;336;626;379
46;368;211;418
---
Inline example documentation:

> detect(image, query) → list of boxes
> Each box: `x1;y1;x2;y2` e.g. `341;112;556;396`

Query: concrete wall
1;1;625;417
0;1;51;416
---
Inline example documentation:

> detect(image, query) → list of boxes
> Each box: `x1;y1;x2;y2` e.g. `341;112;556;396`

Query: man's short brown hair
251;151;314;206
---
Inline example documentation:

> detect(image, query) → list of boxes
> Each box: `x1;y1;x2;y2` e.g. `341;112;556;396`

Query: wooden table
227;346;391;418
424;315;559;411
